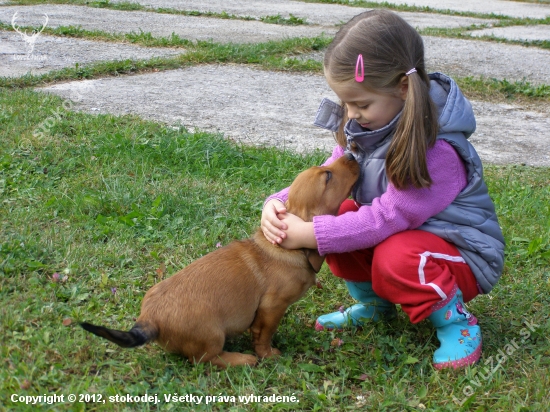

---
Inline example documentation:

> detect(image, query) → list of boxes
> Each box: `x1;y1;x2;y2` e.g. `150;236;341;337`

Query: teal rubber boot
428;287;482;369
315;281;397;331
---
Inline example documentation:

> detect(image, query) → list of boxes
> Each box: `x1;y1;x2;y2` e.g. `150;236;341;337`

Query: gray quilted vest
319;73;505;293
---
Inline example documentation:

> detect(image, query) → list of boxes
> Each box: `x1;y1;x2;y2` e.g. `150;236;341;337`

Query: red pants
325;200;480;323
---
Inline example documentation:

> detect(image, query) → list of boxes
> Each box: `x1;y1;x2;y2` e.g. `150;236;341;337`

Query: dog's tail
80;322;157;348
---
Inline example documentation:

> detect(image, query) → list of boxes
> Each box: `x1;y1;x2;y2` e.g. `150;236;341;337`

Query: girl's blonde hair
324;9;439;189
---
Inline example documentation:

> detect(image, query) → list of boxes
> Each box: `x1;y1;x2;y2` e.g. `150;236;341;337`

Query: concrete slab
469;101;550;167
38;65;550;166
39;65;338;152
0;30;182;78
423;36;550;85
0;5;338;44
347;0;550;19
470;25;550;42
110;0;496;28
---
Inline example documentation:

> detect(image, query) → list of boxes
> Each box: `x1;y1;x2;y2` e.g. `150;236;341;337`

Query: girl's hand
278;213;317;250
261;199;288;245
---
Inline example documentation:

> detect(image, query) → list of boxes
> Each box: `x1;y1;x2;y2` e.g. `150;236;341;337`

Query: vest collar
345;111;402;156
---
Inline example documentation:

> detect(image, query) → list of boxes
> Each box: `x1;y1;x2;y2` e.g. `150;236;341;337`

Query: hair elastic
405;68;417;76
355;54;364;82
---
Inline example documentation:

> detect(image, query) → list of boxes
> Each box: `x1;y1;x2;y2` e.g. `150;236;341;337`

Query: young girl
261;9;505;369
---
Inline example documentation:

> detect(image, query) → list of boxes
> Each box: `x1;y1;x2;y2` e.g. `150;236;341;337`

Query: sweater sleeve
313;140;468;255
264;145;345;206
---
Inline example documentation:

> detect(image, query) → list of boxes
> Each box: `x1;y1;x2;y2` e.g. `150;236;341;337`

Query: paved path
112;0;550;19
350;0;550;18
470;25;550;42
1;0;549;166
0;30;182;78
0;5;338;44
39;65;550;167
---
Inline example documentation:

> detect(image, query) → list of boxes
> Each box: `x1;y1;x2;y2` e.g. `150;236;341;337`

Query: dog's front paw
255;346;282;359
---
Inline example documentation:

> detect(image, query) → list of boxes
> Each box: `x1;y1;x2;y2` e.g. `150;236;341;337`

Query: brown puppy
81;154;359;368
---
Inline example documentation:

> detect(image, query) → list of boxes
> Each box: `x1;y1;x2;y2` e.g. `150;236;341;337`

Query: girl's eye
358;104;369;109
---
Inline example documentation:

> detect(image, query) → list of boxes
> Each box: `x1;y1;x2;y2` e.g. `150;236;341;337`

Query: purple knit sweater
266;140;468;255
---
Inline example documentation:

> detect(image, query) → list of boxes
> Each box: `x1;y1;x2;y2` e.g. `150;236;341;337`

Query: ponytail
386;70;439;189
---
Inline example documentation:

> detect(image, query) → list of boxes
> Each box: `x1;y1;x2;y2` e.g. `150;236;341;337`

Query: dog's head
286;153;360;222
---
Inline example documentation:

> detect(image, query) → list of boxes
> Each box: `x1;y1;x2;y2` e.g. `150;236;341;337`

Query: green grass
260;14;308;26
1;88;549;411
457;76;550;100
2;1;549;410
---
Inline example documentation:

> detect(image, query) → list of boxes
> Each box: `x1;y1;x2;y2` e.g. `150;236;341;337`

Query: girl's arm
313;140;468;255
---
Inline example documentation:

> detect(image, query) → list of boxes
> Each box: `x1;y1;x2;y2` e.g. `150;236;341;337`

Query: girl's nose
347;105;360;119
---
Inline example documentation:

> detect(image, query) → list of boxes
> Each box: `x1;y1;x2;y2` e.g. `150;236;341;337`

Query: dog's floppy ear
286;167;325;222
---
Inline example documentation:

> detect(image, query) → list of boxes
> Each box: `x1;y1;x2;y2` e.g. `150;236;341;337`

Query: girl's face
327;75;408;131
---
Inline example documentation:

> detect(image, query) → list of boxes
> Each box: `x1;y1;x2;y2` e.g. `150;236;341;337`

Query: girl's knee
373;230;456;273
337;199;359;215
372;234;421;275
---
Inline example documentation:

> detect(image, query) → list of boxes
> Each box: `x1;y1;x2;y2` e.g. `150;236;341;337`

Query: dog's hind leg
208;352;258;369
187;331;257;369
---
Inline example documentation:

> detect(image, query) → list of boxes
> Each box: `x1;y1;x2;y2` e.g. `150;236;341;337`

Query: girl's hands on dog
261;199;288;245
262;199;317;250
277;213;317;250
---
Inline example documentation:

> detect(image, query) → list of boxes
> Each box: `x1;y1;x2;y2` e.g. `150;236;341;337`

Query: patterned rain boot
428;286;482;369
315;281;397;331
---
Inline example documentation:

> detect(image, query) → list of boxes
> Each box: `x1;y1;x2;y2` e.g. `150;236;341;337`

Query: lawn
1;85;549;412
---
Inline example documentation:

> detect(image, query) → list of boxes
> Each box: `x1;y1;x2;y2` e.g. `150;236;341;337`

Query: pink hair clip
355;54;364;82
